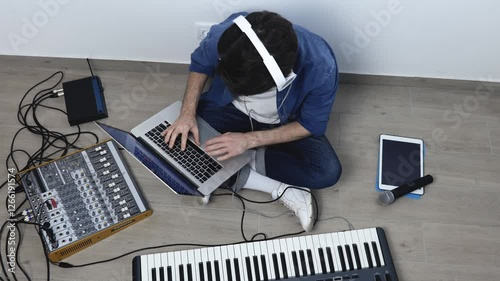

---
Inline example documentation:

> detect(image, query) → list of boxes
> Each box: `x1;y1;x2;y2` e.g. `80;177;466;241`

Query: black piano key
234;258;241;281
292;251;300;276
160;267;165;281
187;264;193;281
364;243;373;268
260;255;268;281
226;259;233;281
280;253;288;278
318;248;327;274
199;262;205;281
152;268;157;281
246;257;253;281
353;245;362;270
385;273;392;281
337;246;347;272
207;261;213;281
179;265;184;281
272;253;280;279
214;261;221;281
253;256;260;281
375;274;382;281
167;266;173;281
299;250;308;276
372;242;382;267
326;247;335;273
306;250;315;275
345;245;354;270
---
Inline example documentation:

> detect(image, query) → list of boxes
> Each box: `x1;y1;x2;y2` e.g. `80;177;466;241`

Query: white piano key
149;254;156;281
235;244;247;281
351;230;368;269
291;237;303;276
213;247;223;281
201;248;209;281
141;255;149;281
266;240;276;280
247;243;256;281
370;228;385;266
194;249;202;281
221;246;229;281
364;229;377;267
161;253;168;271
259;241;271;280
311;235;323;274
330;233;342;272
317;234;331;273
273;239;284;278
253;242;264;281
279;238;292;278
285;238;297;277
298;236;309;276
344;231;358;270
337;232;350;270
241;243;250;281
181;251;189;280
167;252;175;269
174;251;181;281
227;245;237;281
154;253;162;281
357;230;371;268
305;235;320;274
207;247;216;281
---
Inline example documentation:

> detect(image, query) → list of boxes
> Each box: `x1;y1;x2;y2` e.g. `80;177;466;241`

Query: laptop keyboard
145;121;223;183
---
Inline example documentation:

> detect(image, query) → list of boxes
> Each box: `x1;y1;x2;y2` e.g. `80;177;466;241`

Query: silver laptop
130;101;252;196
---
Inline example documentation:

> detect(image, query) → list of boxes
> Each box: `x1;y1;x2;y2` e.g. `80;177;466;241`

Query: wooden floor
0;56;499;281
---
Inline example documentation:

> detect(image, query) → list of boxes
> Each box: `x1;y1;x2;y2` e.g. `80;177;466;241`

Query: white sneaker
272;185;315;232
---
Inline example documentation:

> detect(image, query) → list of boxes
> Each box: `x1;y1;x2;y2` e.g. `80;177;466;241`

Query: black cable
86;58;95;77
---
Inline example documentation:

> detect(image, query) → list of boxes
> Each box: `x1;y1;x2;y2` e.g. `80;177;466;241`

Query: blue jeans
197;100;342;189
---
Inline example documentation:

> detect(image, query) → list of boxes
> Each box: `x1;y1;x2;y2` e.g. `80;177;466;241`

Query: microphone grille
378;191;395;206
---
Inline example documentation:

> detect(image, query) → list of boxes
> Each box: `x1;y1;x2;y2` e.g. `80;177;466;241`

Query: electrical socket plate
195;22;216;42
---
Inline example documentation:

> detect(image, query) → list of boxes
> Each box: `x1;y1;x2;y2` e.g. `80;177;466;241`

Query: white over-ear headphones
233;15;297;92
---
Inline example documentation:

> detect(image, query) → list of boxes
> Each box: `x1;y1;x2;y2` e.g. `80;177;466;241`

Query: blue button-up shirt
189;12;339;136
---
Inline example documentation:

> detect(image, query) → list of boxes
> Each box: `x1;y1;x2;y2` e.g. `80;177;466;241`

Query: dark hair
216;11;298;96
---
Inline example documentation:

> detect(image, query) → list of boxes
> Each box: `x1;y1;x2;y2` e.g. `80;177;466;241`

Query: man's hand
161;113;200;151
204;132;250;161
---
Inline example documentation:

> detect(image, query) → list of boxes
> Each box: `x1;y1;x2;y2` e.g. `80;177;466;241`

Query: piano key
273;240;284;279
370;228;385;266
364;242;373;268
188;264;193;281
344;231;358;270
221;246;229;281
152;268;157;281
330;233;342;271
317;234;331;273
291;251;300;277
181;251;189;281
253;243;263;281
141;255;149;281
259;255;268;281
372;242;382;267
259;241;272;280
305;236;319;275
298;250;308;276
194;249;202;281
160;267;165;281
325;247;335;273
234;258;242;281
311;235;323;274
173;252;181;279
252;256;260;281
279;239;291;278
207;262;213;281
351;230;367;269
241;243;250;281
291;237;303;276
227;245;237;281
318;248;327;274
247;243;256;281
298;237;310;275
179;265;185;281
167;266;173;281
201;248;209;281
337;232;350;271
363;229;377;268
167;252;175;280
234;245;246;281
208;248;216;281
155;254;162;281
148;254;156;281
285;238;297;277
226;259;233;281
271;254;280;280
213;247;223;281
245;257;253;281
337;246;347;271
199;263;205;281
345;245;354;271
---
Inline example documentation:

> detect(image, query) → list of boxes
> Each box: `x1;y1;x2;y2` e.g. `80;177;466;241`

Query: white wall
1;0;499;82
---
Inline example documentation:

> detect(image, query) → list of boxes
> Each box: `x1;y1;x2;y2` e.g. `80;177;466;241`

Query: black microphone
378;174;434;205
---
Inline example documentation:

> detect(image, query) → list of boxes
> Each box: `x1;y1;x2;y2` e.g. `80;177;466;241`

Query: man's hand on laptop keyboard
161;113;200;151
204;132;250;161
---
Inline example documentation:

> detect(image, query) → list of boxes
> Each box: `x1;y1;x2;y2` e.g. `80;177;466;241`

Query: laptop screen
95;122;200;196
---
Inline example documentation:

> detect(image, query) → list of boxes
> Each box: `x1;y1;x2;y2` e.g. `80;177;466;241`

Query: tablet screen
381;139;421;186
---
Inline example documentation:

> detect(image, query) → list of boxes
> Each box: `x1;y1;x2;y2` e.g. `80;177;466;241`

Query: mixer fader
18;140;152;262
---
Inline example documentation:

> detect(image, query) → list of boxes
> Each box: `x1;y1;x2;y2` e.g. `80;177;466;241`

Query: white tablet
378;134;424;195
